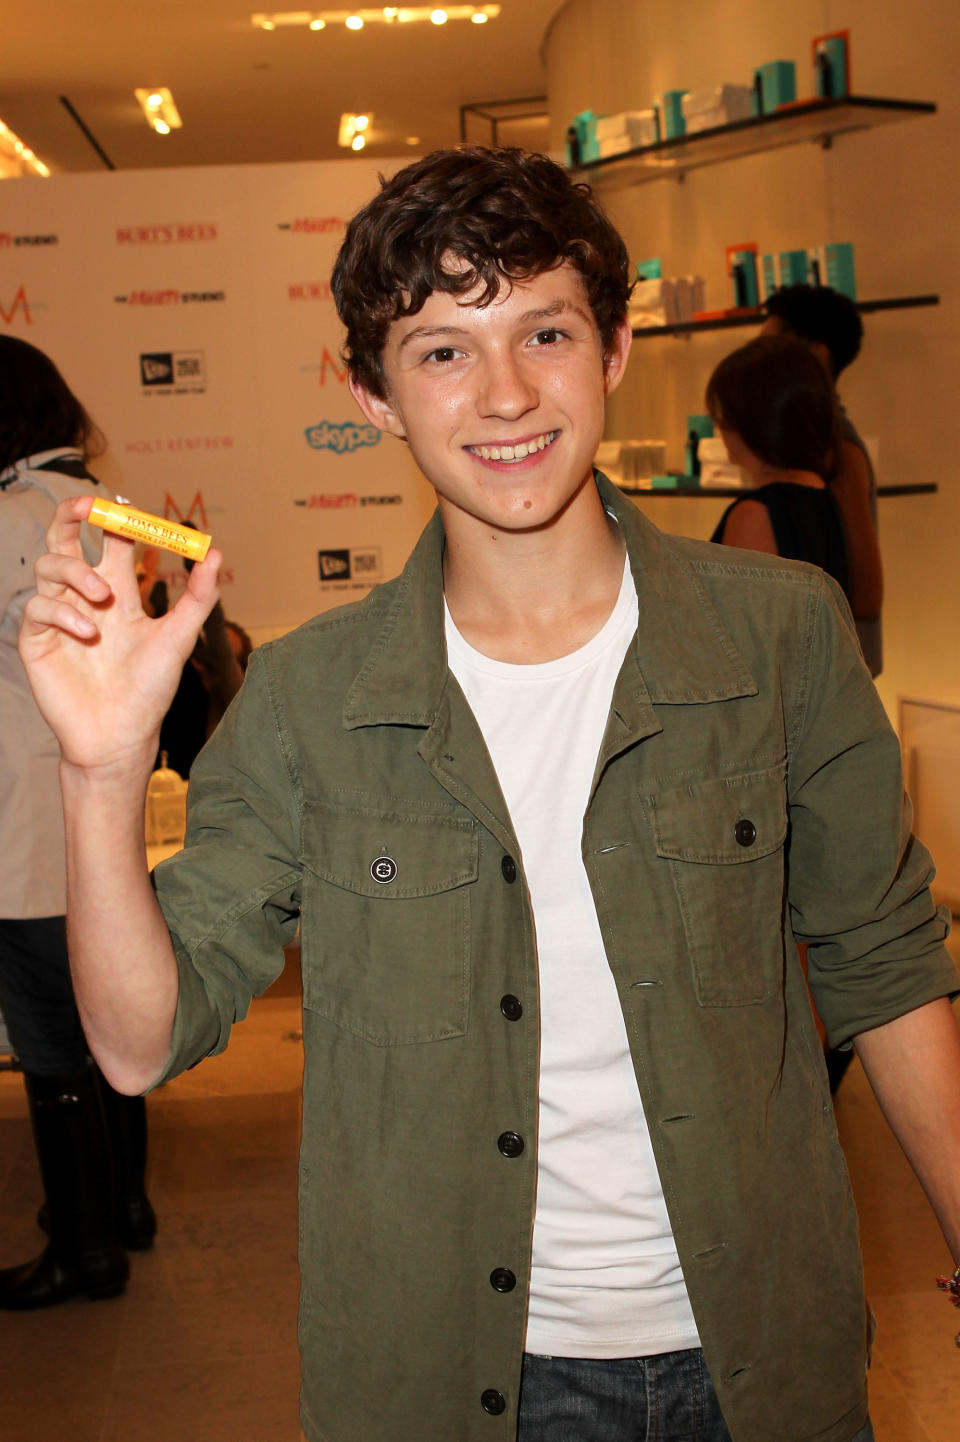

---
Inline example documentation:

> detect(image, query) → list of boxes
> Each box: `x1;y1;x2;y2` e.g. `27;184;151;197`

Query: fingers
21;591;100;643
44;494;97;557
34;551;112;606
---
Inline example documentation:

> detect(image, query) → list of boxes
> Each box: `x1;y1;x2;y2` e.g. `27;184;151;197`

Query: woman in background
0;336;155;1309
707;333;850;598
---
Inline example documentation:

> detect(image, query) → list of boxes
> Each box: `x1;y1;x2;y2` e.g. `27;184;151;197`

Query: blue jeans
516;1350;876;1442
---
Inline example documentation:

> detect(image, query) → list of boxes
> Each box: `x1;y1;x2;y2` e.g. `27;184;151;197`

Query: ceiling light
0;115;51;176
252;7;500;31
135;87;182;135
338;111;374;148
406;135;420;145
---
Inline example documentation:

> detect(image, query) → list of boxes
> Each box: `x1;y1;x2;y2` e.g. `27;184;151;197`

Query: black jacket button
734;818;757;847
501;855;517;883
490;1267;517;1292
481;1389;506;1415
497;1131;524;1158
500;994;523;1021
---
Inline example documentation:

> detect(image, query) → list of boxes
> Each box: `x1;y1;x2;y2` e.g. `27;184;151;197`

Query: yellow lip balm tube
88;499;212;562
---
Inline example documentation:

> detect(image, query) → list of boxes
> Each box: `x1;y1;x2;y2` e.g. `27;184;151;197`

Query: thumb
162;548;223;659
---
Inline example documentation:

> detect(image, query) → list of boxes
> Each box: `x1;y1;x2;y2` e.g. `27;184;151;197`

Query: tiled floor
1;944;958;1442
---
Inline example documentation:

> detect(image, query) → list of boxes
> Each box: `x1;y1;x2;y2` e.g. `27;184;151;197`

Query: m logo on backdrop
299;350;348;386
164;491;210;531
305;420;380;454
1;285;34;326
139;351;207;393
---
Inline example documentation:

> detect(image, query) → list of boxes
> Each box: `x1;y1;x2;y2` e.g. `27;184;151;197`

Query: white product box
681;85;753;134
698;435;745;487
594;109;659;147
629;277;679;328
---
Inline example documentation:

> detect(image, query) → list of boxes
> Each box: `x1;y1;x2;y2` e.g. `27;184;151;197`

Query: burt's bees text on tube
88;499;212;562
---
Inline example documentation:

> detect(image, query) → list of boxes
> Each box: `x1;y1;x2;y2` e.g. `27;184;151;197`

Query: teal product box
635;257;663;281
565;109;598;166
814;36;849;98
651;474;683;490
685;414;714;478
779;249;809;285
658;90;688;139
751;60;797;116
825;242;856;300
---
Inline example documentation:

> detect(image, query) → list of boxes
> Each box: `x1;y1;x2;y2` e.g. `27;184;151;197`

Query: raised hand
19;495;222;777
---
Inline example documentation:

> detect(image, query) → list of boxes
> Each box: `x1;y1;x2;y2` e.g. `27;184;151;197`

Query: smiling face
348;262;631;543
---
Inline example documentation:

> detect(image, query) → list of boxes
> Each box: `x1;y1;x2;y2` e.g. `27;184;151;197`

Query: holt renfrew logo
116;223;217;244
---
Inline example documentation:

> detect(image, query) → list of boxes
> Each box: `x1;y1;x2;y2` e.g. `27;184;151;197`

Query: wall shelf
615;482;938;500
631;294;941;339
576;95;937;188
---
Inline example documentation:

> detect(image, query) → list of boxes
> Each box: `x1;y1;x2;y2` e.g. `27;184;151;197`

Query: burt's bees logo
116;223;218;244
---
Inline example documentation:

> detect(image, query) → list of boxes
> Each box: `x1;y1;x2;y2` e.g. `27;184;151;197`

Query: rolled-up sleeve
786;575;957;1048
151;647;302;1085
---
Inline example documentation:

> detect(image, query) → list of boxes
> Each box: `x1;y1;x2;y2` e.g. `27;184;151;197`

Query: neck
441;473;627;664
749;465;825;490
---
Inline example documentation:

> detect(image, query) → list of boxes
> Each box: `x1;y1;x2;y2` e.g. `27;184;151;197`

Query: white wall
545;0;959;720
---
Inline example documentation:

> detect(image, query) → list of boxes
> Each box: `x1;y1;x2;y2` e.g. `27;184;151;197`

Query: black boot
37;1068;157;1251
97;1072;157;1251
0;1066;128;1309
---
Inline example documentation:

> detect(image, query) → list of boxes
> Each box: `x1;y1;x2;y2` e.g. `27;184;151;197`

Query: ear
602;318;633;398
348;375;407;440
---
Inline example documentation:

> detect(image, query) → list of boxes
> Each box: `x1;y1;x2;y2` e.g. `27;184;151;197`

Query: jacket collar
343;472;756;730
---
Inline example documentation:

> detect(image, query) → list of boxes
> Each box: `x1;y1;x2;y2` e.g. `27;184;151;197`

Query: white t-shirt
445;553;699;1359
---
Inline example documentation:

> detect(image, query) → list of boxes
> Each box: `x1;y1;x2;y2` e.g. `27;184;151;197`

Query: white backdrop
0;160;436;639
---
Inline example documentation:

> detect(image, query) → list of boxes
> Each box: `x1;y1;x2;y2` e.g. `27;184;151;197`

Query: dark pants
0;916;89;1074
516;1350;876;1442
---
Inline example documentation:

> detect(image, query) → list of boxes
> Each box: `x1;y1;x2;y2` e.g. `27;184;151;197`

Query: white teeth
470;431;557;463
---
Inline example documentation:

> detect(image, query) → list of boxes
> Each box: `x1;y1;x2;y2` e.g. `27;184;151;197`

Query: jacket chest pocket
300;797;478;1044
646;762;788;1006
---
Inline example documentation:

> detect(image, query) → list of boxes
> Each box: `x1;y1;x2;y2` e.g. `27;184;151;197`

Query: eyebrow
396;297;590;351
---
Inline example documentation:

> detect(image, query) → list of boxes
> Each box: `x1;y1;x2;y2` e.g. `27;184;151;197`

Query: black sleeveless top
711;482;850;598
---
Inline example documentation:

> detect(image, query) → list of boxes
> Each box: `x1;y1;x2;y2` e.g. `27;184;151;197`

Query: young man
761;284;884;676
19;148;960;1442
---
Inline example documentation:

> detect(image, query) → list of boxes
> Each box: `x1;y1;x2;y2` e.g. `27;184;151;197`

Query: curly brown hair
331;146;633;400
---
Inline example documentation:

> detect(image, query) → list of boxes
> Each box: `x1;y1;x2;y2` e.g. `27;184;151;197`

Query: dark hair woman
706;334;850;597
0;336;154;1310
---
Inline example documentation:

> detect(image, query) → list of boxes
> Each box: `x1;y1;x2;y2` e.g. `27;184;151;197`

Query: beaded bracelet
937;1265;960;1307
936;1265;960;1346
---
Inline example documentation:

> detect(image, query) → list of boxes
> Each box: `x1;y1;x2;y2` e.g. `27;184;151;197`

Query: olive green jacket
154;475;956;1442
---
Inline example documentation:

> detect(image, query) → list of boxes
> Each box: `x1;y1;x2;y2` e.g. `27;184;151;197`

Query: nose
476;347;538;421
